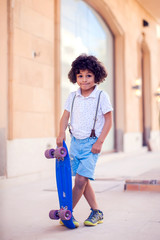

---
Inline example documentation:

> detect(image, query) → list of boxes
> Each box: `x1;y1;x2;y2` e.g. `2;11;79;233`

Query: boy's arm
56;110;70;147
91;111;112;154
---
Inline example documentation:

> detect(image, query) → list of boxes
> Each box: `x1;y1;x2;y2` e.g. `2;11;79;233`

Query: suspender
90;91;102;138
68;93;76;134
68;91;102;138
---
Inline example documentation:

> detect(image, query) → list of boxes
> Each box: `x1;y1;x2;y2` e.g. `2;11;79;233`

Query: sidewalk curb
124;179;160;192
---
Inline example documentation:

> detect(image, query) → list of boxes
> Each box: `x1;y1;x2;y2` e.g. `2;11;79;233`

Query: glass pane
60;0;114;151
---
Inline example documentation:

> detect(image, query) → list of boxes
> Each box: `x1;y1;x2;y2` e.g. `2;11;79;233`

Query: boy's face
76;69;96;95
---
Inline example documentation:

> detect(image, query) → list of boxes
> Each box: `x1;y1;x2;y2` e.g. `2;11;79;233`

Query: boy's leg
83;180;99;210
83;181;104;226
72;174;98;210
72;174;88;209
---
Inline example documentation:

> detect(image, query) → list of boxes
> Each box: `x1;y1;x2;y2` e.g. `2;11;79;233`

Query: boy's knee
75;174;88;190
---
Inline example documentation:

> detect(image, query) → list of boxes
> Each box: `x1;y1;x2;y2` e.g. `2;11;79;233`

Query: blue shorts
69;137;99;180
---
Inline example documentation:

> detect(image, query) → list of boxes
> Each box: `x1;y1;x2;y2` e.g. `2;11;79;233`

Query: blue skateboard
45;141;75;229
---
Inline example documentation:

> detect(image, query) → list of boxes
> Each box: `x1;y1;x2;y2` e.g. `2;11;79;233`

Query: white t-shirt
64;86;113;139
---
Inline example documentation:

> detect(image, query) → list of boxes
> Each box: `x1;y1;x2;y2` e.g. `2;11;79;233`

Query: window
60;0;114;151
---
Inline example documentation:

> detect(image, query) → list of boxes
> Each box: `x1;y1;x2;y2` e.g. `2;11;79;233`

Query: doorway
141;40;151;147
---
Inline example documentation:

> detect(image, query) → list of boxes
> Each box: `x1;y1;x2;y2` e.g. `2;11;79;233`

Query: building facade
0;0;160;178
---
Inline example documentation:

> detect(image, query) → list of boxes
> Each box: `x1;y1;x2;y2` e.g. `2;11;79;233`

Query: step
124;179;160;192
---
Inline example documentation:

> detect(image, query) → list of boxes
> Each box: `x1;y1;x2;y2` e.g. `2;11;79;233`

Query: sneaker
84;208;104;226
60;215;79;228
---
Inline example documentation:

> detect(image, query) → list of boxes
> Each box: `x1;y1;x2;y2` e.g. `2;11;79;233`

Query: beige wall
104;0;159;132
6;0;57;177
0;0;8;176
8;0;55;139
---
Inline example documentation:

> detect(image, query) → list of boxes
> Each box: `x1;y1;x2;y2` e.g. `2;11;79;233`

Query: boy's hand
56;133;66;147
91;139;103;154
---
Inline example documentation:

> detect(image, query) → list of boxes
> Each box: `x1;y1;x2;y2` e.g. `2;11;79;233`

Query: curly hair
68;54;108;84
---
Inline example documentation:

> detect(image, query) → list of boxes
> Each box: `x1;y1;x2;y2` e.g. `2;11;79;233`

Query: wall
92;0;160;151
7;0;56;177
0;0;8;176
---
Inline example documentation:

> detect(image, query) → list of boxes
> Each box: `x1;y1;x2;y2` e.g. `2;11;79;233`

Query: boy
56;54;113;227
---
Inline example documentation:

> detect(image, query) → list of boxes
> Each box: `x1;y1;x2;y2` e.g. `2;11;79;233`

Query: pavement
0;149;160;240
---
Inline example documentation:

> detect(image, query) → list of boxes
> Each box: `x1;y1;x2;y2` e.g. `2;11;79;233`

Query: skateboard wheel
49;210;59;220
59;209;71;220
44;149;55;159
54;147;67;159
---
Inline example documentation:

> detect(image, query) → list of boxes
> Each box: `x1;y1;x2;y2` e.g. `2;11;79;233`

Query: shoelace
88;210;98;220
